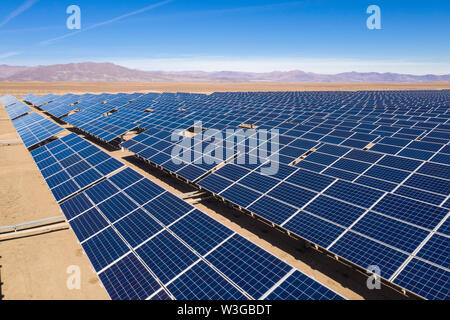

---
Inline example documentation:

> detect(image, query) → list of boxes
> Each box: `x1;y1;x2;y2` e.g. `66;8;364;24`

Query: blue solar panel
332;158;371;174
215;164;251;181
98;253;163;300
31;133;124;202
394;186;445;206
268;182;316;209
418;162;450;180
239;172;280;193
135;231;199;284
220;184;262;208
351;212;430;253
205;234;292;299
394;258;450;300
169;209;234;255
6;102;32;120
60;193;94;220
372;194;448;230
345;149;383;163
286;169;335;192
124;179;165;205
98;193;139;223
437;218;450;236
330;232;408;279
69;207;108;242
12;113;64;148
113;209;163;248
166;261;248;300
283;211;345;248
266;270;344;300
248;196;298;225
416;234;450;269
84;179;119;204
150;289;172;300
323;167;359;181
324;180;384;208
197;173;234;194
404;173;450;195
398;148;434;161
81;227;130;272
295;159;326;172
305;195;365;227
377;155;422;171
143;192;194;225
304;152;338;165
365;165;411;183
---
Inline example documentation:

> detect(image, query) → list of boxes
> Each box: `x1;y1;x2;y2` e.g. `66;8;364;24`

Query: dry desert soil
1;81;450;96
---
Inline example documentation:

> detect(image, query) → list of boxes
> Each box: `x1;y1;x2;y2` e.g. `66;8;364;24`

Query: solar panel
329;232;409;279
12;113;64;148
30;133;124;202
1;94;20;107
98;253;165;300
393;258;450;300
265;270;344;300
204;234;293;299
5;102;32;120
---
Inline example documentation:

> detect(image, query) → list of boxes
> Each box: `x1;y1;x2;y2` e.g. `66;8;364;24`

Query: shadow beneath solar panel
123;155;197;194
66;127;120;152
0;260;3;300
45;113;67;125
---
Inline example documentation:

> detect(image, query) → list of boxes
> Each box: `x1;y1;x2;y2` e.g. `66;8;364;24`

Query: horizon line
1;61;450;77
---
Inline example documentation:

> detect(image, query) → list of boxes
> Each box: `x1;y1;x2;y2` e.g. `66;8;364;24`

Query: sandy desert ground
0;82;430;300
1;81;450;96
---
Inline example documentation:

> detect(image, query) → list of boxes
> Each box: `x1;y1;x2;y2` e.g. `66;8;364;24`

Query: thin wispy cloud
0;0;39;28
40;0;173;46
0;51;22;59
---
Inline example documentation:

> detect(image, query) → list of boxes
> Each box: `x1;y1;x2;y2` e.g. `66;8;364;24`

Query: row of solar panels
33;141;345;300
1;94;20;107
122;131;449;300
6;91;449;299
11;113;65;148
56;167;344;300
21;90;450;151
4;98;345;300
114;91;449;300
4;101;32;120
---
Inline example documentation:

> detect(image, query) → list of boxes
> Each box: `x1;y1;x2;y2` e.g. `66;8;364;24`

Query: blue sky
0;0;449;74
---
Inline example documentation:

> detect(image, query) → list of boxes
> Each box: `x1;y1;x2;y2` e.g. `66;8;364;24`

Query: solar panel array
5;101;32;120
12;112;64;148
22;93;58;107
118;90;449;300
29;133;124;202
59;167;343;300
1;94;20;107
5;90;450;300
4;106;344;300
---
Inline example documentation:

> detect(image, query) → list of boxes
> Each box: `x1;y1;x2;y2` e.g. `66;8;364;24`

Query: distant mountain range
1;62;449;83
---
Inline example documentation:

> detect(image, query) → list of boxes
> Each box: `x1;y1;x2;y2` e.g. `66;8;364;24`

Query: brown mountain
1;62;449;83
